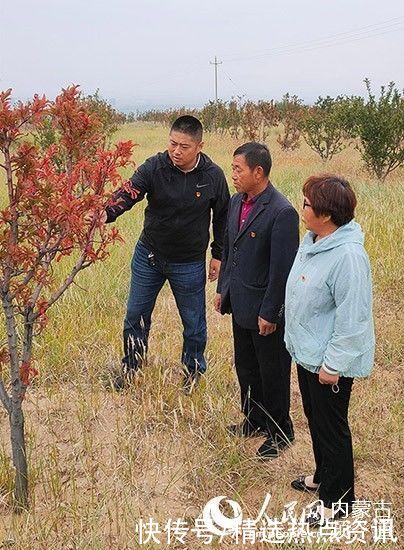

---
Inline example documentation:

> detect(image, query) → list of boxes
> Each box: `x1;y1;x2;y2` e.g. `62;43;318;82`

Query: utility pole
210;56;222;103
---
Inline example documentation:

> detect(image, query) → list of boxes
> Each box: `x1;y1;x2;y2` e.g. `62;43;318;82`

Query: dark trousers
232;318;294;441
297;365;355;509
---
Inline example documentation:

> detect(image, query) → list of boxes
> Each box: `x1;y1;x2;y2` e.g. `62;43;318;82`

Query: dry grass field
0;123;403;548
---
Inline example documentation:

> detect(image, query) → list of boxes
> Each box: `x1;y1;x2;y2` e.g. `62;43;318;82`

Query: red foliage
19;362;39;387
0;86;135;389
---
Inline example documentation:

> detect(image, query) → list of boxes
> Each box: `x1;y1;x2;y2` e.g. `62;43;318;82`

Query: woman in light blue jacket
284;174;375;526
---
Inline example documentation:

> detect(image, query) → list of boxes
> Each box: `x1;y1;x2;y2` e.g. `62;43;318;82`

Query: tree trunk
10;403;28;511
1;294;29;510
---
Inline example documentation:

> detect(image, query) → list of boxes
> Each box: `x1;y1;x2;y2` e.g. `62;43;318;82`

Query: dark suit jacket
217;184;299;330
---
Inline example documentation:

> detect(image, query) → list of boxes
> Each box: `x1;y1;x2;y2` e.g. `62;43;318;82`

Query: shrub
349;80;404;181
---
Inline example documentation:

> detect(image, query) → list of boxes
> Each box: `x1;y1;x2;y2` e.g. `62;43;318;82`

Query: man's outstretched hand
84;209;108;225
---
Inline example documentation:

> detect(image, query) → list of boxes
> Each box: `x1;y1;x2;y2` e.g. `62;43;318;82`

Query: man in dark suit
215;142;299;459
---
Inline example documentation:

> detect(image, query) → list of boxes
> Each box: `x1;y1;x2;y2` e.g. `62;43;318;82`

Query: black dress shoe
291;475;319;494
226;420;266;438
256;434;295;459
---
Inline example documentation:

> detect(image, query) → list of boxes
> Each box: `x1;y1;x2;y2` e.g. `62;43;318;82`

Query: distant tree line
133;80;404;182
52;82;402;182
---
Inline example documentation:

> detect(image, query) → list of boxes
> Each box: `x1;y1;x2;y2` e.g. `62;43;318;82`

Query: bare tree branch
32;252;88;319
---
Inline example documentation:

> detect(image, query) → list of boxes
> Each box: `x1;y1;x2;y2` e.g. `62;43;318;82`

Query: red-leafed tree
0;86;135;510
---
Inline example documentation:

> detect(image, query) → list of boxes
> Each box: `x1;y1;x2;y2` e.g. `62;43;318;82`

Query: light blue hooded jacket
284;220;375;378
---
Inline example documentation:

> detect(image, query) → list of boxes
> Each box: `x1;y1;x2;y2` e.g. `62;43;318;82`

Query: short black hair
233;142;272;177
170;115;203;142
303;174;357;226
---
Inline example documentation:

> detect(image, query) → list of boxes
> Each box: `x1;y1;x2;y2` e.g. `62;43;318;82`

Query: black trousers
297;365;355;509
232;318;294;441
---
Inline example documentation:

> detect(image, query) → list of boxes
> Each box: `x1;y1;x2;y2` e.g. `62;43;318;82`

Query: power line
222;16;404;64
222;17;404;62
129;16;403;104
237;26;404;68
222;70;248;98
217;21;403;100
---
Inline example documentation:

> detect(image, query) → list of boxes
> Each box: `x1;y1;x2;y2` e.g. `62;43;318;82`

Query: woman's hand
319;367;339;385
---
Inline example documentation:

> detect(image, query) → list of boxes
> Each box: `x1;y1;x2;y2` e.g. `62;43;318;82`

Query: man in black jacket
106;116;230;391
215;142;299;458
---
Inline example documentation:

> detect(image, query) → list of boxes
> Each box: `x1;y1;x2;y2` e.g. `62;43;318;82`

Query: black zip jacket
105;151;230;262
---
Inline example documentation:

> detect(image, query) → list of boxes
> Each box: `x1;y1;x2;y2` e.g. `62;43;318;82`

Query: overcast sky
1;0;403;111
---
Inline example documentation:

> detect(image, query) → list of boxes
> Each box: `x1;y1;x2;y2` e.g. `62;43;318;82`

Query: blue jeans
123;241;207;373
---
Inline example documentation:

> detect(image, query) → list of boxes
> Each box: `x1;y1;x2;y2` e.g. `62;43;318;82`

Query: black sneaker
256;434;295;459
111;367;137;391
305;508;325;528
226;420;266;438
182;370;202;395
